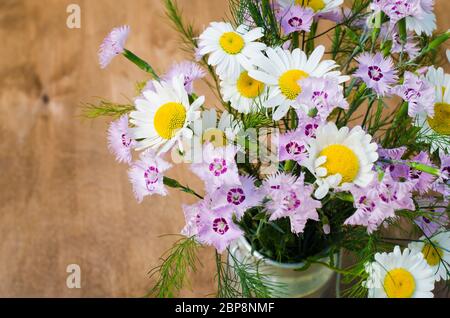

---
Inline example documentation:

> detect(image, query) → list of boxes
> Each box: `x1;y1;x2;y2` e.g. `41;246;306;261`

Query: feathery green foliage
216;250;283;298
229;0;283;46
240;111;274;130
81;99;135;119
164;0;198;53
148;236;200;298
164;0;224;105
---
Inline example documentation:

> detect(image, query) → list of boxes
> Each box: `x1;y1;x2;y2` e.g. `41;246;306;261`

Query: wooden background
0;0;448;297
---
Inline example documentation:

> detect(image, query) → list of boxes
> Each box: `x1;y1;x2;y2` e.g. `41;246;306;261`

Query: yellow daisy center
202;128;227;147
319;144;360;184
154;102;186;140
237;71;265;99
422;243;443;267
383;268;416;298
296;0;326;12
279;69;309;100
219;32;245;55
427;103;450;135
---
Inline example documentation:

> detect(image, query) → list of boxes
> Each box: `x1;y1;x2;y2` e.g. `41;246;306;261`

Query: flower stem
163;176;203;199
397;18;407;44
284;160;295;173
380;159;441;177
123;49;160;80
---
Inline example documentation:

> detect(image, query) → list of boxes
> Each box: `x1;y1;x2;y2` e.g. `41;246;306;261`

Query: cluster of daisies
97;0;449;298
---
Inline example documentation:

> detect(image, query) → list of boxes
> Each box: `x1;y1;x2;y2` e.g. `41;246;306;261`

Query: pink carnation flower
391;32;420;59
196;204;244;253
377;169;416;211
263;173;322;234
371;0;422;24
278;5;314;35
354;52;398;96
315;8;343;23
296;111;323;138
378;146;407;161
163;61;206;94
414;198;449;237
181;201;204;238
181;199;243;252
391;71;435;118
98;25;130;69
345;182;395;234
191;143;241;189
376;0;420;23
410;152;437;194
379;147;435;195
128;150;172;203
277;112;322;164
107;115;135;164
262;172;297;194
208;175;263;220
371;0;436;36
432;152;450;197
297;77;348;120
278;129;308;163
345;168;416;233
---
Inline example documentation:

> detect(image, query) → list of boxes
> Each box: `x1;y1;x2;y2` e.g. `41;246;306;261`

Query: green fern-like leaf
81;99;135;119
148;236;200;298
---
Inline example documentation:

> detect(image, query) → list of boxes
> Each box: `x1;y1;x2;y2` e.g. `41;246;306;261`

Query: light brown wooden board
0;0;448;297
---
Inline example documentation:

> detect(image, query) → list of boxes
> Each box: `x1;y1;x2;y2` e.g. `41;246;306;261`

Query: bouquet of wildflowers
87;0;450;298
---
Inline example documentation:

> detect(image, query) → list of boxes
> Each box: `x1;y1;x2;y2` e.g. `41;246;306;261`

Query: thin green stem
163;177;203;199
123;49;159;80
379;159;441;176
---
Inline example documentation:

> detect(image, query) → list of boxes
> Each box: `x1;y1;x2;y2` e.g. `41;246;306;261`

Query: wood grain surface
0;0;448;298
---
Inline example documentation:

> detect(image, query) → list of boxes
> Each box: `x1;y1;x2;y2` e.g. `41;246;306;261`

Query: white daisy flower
249;46;349;120
198;22;266;80
365;246;435;298
129;75;204;154
414;67;450;153
173;109;243;164
192;109;242;147
220;67;268;114
409;231;450;282
302;122;379;199
425;66;450;88
277;0;344;14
